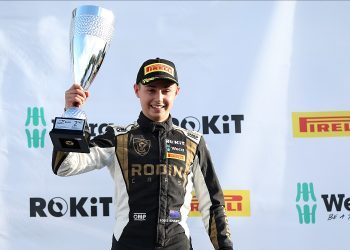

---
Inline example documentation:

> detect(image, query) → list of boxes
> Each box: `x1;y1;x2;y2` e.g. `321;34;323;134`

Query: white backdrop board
1;1;350;250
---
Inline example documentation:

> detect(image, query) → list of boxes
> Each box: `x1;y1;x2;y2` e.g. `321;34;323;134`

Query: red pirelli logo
166;152;185;161
292;111;350;137
189;190;250;217
144;63;174;77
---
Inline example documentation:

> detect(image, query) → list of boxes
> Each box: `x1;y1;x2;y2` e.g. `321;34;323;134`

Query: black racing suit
52;112;233;250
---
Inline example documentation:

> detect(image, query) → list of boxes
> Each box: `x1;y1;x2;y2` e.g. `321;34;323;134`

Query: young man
52;58;233;250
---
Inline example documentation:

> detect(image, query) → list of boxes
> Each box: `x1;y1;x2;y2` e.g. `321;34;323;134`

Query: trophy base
50;117;90;153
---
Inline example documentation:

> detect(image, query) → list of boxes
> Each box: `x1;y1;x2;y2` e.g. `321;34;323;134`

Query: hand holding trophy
50;5;115;153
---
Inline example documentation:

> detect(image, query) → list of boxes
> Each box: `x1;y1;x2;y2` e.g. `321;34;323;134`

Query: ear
134;83;140;98
175;86;180;97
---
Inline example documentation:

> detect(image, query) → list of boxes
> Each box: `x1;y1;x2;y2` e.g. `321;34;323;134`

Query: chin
153;115;167;122
150;111;165;118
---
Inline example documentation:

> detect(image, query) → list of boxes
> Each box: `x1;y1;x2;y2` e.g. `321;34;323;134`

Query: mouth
151;104;166;111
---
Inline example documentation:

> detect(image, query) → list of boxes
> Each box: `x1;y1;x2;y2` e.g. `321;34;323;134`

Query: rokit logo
172;115;244;134
30;197;112;217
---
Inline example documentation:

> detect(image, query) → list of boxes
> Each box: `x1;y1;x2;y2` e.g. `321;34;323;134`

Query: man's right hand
65;84;90;110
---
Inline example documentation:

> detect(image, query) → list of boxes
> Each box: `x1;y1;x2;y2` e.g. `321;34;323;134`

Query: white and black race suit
52;112;233;250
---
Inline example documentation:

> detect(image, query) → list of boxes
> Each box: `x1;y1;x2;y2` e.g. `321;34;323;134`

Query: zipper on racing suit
156;126;168;247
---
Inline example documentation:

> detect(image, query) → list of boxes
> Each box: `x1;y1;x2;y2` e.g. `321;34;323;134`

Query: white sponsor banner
1;1;350;250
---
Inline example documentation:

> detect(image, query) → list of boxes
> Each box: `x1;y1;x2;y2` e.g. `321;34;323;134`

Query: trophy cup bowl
50;5;115;153
65;5;115;119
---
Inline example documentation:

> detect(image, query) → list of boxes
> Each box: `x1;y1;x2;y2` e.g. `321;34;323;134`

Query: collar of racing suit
137;111;173;132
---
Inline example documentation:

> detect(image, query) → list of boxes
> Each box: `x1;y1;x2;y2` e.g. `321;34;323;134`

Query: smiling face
134;80;180;122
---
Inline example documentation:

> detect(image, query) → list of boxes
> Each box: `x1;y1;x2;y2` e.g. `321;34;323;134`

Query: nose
154;89;164;101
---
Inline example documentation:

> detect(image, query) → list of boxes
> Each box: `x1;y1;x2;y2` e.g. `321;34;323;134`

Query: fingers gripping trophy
50;5;115;153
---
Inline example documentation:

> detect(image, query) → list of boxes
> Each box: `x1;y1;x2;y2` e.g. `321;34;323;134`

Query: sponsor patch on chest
165;139;185;161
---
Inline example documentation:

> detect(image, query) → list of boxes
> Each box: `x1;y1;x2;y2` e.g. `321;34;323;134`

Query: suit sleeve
52;126;117;176
192;136;233;250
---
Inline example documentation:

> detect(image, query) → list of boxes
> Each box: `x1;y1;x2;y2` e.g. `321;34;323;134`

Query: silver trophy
50;5;115;153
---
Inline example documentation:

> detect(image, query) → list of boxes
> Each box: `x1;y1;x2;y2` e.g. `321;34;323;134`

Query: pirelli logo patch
189;190;250;217
292;111;350;137
166;152;185;161
144;63;175;77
